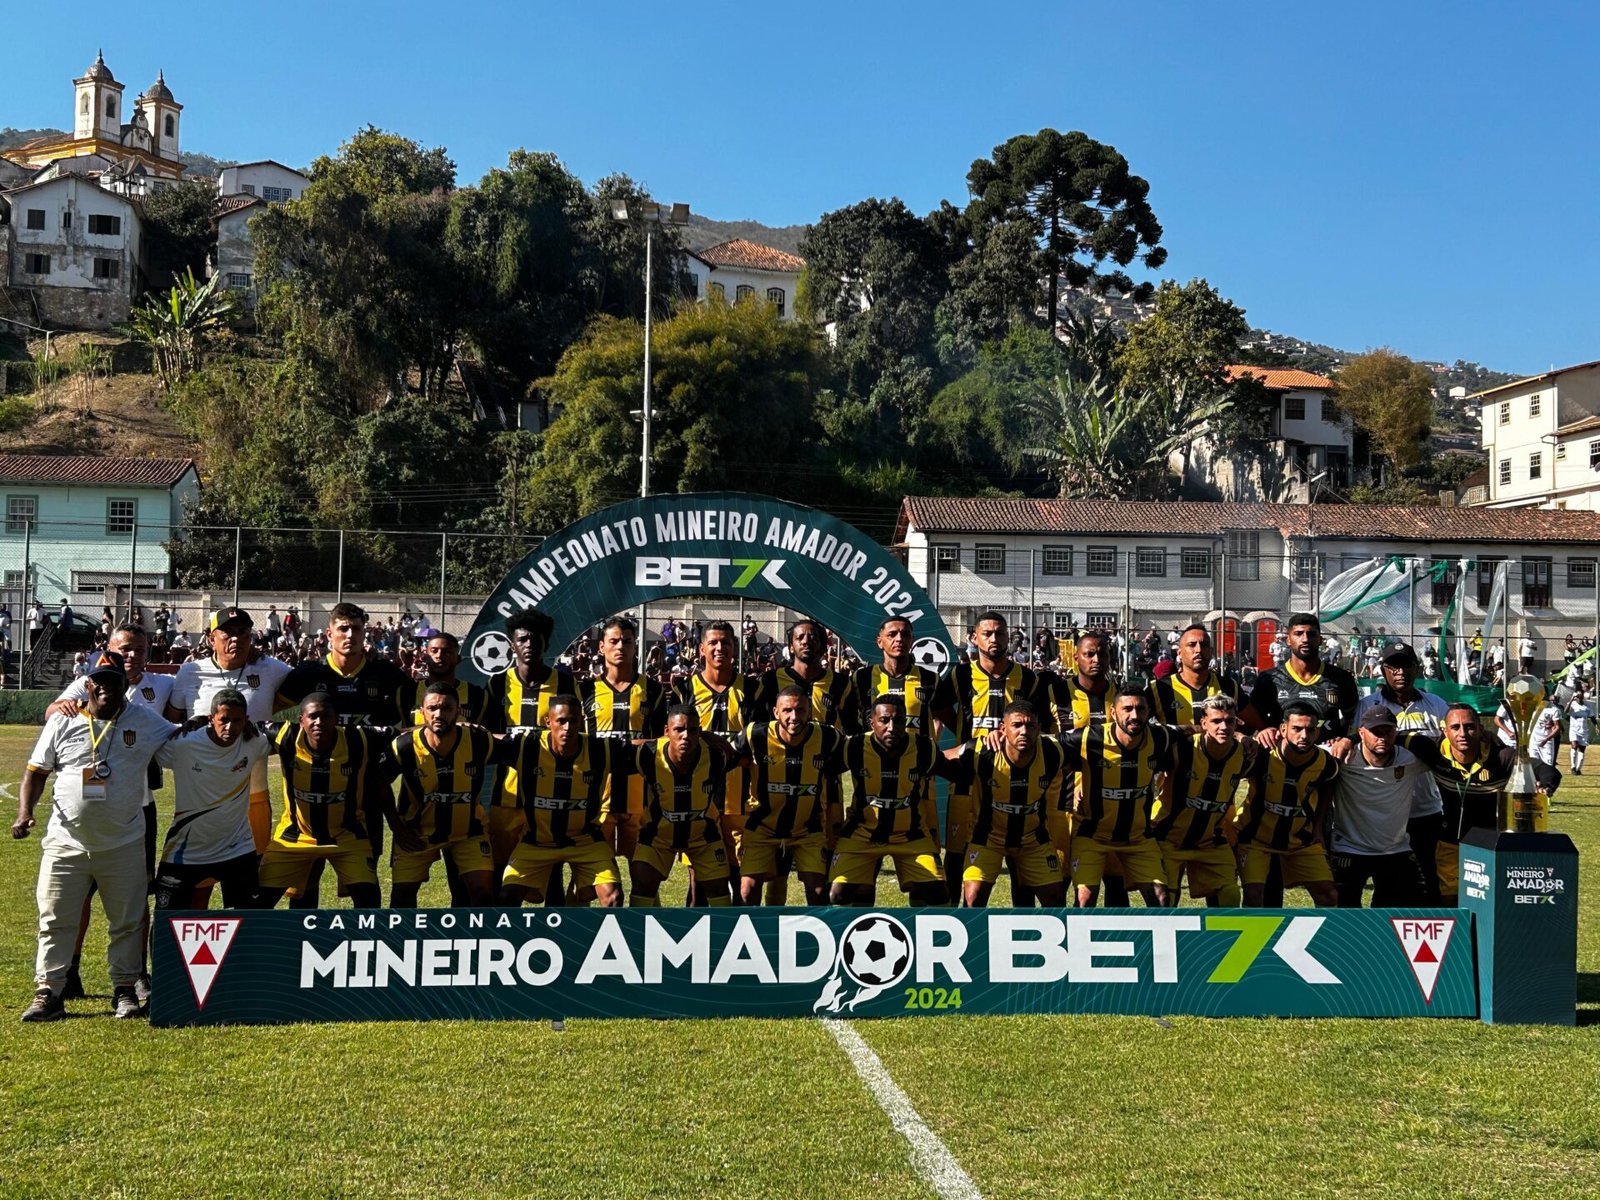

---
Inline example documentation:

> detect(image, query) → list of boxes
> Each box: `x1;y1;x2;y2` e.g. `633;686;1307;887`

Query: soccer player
1567;686;1592;775
14;650;178;1021
166;606;292;853
945;611;1054;902
499;694;627;908
254;691;401;910
850;616;956;735
630;704;734;906
1146;624;1245;729
725;685;844;906
1152;694;1248;907
582;616;666;861
403;632;489;726
1052;628;1116;731
388;683;501;908
1230;701;1341;908
1329;708;1426;908
1062;687;1175;908
1246;612;1360;752
830;695;946;908
151;688;267;912
939;699;1067;908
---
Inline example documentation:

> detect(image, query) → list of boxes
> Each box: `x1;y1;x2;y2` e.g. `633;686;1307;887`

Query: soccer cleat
21;988;65;1023
135;972;152;1004
61;965;86;1000
112;986;143;1019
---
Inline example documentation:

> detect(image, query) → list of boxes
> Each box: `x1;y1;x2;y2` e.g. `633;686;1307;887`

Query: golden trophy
1502;673;1548;833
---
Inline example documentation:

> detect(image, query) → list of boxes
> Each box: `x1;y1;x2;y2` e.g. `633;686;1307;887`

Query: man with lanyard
1330;708;1426;908
1152;694;1249;908
1353;642;1450;902
945;610;1054;903
831;695;946;908
850;616;956;737
1229;701;1341;908
14;650;177;1021
630;704;735;907
403;631;489;727
482;608;578;898
674;620;759;904
49;623;174;1003
151;687;267;912
389;682;501;908
1147;624;1245;730
939;699;1068;909
581;616;666;862
166;606;292;853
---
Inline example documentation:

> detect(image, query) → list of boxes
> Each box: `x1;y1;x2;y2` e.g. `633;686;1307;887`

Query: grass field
0;724;1596;1200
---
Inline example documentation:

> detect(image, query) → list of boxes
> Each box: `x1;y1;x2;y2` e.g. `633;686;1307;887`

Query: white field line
821;1018;983;1200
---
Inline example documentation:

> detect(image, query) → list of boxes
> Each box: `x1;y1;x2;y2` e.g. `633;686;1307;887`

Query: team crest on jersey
914;688;929;703
123;730;137;746
367;686;380;697
141;686;155;701
247;674;260;689
813;755;825;768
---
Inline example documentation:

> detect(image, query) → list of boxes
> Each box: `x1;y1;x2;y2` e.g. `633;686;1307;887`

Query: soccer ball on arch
841;914;913;988
469;631;514;677
911;637;950;671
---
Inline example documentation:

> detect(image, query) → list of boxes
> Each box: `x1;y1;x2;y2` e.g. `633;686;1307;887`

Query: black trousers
1331;850;1426;908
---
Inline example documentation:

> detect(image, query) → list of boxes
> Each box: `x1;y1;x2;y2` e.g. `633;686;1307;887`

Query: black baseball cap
1381;642;1419;666
85;649;128;681
1359;706;1398;730
208;606;253;632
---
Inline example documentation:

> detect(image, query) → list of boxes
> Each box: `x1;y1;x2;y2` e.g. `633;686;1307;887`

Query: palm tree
123;269;238;390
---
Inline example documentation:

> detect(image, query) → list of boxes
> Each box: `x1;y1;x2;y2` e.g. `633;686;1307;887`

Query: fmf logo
172;917;243;1008
635;557;790;590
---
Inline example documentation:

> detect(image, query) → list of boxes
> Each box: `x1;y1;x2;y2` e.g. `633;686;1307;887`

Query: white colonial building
1189;366;1358;502
1471;359;1600;510
210;162;307;302
686;239;803;320
0;174;144;327
216;161;308;205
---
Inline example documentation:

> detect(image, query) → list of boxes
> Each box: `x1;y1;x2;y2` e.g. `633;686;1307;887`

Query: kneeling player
830;696;946;907
1230;701;1340;908
631;705;733;906
1153;695;1247;907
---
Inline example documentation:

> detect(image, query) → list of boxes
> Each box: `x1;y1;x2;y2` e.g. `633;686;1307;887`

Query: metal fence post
128;521;137;620
1217;548;1227;669
233;526;242;605
438;532;447;630
1123;549;1132;632
20;518;31;674
1028;548;1036;658
336;529;345;602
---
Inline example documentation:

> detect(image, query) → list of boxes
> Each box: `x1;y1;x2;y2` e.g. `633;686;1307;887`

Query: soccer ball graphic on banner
910;637;950;671
469;631;514;677
841;914;913;988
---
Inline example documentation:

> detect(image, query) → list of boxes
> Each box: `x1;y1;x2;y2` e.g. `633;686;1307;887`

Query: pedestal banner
1459;831;1579;1026
455;492;953;687
151;908;1475;1027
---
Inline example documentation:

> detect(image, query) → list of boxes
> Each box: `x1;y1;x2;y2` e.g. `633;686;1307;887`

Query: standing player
403;632;489;726
1152;694;1248;907
1330;708;1426;908
388;683;500;908
850;616;956;735
1567;686;1592;775
582;616;666;862
630;705;734;907
1147;624;1245;729
1052;628;1116;730
1229;701;1341;908
1246;613;1360;751
830;696;946;908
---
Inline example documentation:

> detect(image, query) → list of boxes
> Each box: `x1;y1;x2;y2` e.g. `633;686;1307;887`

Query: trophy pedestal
1458;830;1578;1026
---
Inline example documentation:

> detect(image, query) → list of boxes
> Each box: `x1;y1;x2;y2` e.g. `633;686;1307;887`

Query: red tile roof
896;495;1600;545
1225;365;1336;391
214;193;262;217
0;455;196;488
695;238;805;273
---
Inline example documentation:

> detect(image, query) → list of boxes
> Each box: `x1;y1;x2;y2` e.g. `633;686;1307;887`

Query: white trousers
35;840;147;994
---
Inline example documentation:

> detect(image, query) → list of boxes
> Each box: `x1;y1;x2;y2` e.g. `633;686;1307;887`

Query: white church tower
73;50;125;141
142;70;182;162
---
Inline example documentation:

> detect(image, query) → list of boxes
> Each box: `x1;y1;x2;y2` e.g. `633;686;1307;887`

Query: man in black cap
1329;707;1428;908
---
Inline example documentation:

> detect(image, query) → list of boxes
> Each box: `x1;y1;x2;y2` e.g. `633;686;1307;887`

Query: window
262;186;292;203
1591;440;1600;470
1041;545;1073;575
735;284;755;303
1498;458;1512;486
1530;394;1541;417
1530;451;1542;481
1136;548;1167;577
226;272;253;288
105;97;116;117
61;211;72;230
1523;557;1552;608
23;254;50;275
164;114;175;137
87;214;121;235
1225;529;1260;580
1087;546;1117;577
1476;556;1505;606
708;281;725;299
25;208;44;230
1293;553;1318;581
5;496;36;534
240;184;256;196
933;543;959;573
1283;395;1306;421
80;94;90;115
974;544;1006;575
92;258;119;280
1181;547;1211;578
1498;402;1509;425
3;569;28;589
1052;611;1075;635
1086;612;1118;629
106;498;137;535
1430;556;1459;607
1557;443;1568;461
686;272;699;293
767;287;786;317
1569;558;1596;590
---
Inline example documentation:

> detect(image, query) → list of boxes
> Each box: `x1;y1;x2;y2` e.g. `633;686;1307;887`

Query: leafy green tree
1116;279;1246;393
122;269;238;390
1334;349;1436;476
139;179;222;287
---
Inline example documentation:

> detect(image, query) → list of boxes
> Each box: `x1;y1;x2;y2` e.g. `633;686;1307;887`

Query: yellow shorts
739;827;826;879
1160;843;1236;898
486;806;528;867
1071;837;1166;888
259;835;377;892
634;840;729;883
1240;844;1332;887
945;791;974;853
963;840;1063;887
1436;840;1460;897
602;812;641;859
501;840;620;902
391;836;493;885
831;837;942;888
1046;809;1072;855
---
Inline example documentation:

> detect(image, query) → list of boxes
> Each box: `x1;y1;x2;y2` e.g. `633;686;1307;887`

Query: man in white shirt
152;687;267;910
1331;707;1426;908
13;650;177;1021
1566;688;1592;775
1519;633;1539;675
1529;700;1563;797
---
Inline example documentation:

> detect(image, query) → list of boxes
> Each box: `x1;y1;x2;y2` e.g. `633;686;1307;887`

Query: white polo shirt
28;704;177;853
1354;689;1448;818
154;727;270;865
1332;744;1419;856
168;654;292;723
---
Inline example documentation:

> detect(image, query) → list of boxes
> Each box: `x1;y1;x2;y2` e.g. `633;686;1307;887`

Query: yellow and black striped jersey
1145;670;1243;729
839;733;939;845
951;660;1054;743
1063;724;1177;846
1151;733;1251;850
731;721;845;839
756;667;860;734
1230;748;1340;851
943;737;1065;850
582;675;666;740
505;731;630;849
405;677;489;727
673;672;758;736
391;725;503;844
271;723;391;845
1050;674;1117;731
851;664;956;733
637;739;731;853
484;663;579;807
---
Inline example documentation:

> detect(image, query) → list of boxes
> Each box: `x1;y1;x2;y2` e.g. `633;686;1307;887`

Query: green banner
456;492;951;686
150;908;1476;1026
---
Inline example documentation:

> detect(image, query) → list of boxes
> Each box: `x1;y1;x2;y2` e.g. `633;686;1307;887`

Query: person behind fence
1152;694;1248;908
13;650;178;1022
1230;700;1341;909
1329;707;1426;908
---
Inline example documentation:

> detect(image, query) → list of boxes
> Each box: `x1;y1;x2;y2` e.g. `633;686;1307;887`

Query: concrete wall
218;163;307;202
697;266;798;319
6;176;140;329
213;207;259;296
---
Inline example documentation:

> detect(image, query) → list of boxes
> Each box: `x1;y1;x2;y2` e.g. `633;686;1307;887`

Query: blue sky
3;1;1593;372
